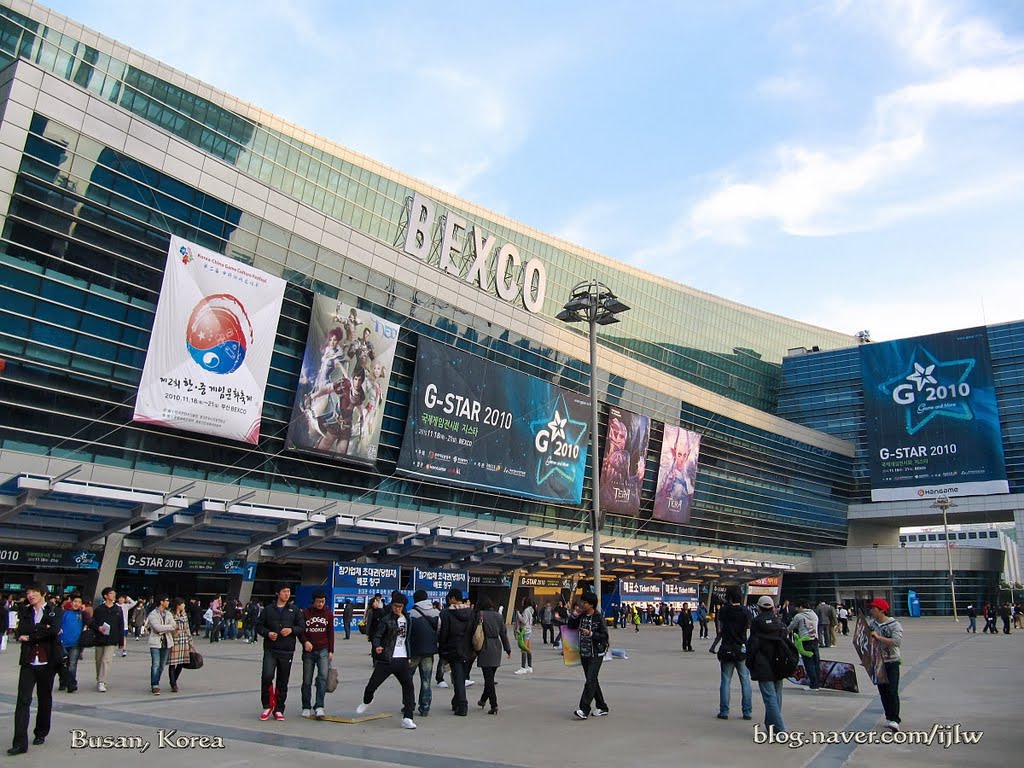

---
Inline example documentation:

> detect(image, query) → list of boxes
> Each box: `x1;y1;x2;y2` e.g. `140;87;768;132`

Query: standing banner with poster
860;327;1008;502
600;406;650;517
286;296;401;465
653;424;701;523
133;236;285;444
397;338;592;503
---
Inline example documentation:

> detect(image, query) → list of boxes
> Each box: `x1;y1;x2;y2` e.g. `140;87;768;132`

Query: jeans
803;642;821;689
758;679;785;732
150;646;169;687
719;660;752;717
261;651;293;712
699;618;709;638
13;664;56;751
877;661;901;723
225;618;238;640
579;655;608;715
967;616;976;632
301;648;330;710
363;658;415;719
60;645;82;690
343;617;352;640
409;655;434;714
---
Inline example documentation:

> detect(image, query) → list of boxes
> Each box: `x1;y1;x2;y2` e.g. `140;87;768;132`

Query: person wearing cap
300;590;334;720
357;591;417;729
746;596;788;733
567;592;610;720
868;598;903;732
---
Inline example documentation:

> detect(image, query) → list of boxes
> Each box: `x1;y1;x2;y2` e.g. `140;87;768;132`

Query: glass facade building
0;1;865;589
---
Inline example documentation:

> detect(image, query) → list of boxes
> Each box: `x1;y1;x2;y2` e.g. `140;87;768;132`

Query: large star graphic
878;344;975;435
530;394;588;486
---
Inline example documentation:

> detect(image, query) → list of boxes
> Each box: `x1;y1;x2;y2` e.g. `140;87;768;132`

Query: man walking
256;585;303;721
438;587;475;716
146;595;175;695
356;591;417;729
868;598;903;732
90;587;123;693
567;592;610;720
815;600;835;648
58;593;85;694
540;601;555;646
342;599;354;640
716;585;752;721
8;585;62;756
676;602;694;651
408;589;439;717
300;590;334;720
965;603;977;633
746;596;789;734
788;599;820;691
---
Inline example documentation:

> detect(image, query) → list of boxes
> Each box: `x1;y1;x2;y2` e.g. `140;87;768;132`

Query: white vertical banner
133;236;286;444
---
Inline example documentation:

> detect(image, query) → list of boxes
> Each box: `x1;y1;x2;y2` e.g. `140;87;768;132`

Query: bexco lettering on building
403;193;547;314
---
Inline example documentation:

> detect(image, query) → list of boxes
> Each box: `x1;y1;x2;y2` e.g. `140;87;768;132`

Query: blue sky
44;0;1024;342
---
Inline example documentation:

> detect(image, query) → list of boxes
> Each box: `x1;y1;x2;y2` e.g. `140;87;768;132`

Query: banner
412;568;469;602
286;296;401;465
852;615;887;685
860;327;1008;501
600;406;650;517
133;236;285;443
397;338;592;503
663;582;700;603
746;576;781;596
0;546;99;570
653;424;701;523
619;578;663;602
559;626;581;666
118;553;243;574
330;562;401;597
788;658;860;693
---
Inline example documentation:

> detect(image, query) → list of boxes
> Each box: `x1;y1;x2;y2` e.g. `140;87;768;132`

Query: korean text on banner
133;236;286;444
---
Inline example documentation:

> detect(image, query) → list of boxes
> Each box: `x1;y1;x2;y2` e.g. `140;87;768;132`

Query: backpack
770;635;800;678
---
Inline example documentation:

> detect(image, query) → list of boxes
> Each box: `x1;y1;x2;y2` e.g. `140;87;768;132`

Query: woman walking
475;596;510;714
167;599;195;693
513;597;534;674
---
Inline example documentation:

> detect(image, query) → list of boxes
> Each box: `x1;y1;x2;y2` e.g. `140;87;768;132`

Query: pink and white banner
133;236;285;444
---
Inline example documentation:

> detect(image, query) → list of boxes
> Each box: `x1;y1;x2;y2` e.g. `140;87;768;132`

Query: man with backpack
407;589;439;717
746;596;796;734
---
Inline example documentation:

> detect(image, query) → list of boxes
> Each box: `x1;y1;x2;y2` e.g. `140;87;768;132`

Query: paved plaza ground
0;616;1019;767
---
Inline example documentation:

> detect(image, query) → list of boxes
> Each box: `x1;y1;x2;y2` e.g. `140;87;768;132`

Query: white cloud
756;74;813;101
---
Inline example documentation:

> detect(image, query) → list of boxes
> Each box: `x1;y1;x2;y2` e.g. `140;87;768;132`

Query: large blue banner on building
397;338;592;503
860;327;1008;502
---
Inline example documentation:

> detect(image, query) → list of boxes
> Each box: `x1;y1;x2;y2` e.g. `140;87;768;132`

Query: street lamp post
556;280;630;608
932;496;959;622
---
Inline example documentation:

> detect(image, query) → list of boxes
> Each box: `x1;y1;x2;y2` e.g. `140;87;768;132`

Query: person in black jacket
567;592;610;720
745;596;787;734
438;587;475;716
676;602;695;651
356;591;417;729
90;587;124;693
255;585;303;721
8;584;62;756
407;589;439;717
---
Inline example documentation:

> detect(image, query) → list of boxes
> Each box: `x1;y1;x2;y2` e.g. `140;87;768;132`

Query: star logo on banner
530;394;588;486
878;345;976;436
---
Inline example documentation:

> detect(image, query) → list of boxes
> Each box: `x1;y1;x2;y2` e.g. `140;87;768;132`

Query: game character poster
286;296;401;465
653;424;701;524
852;614;888;685
133;236;285;444
600;406;650;517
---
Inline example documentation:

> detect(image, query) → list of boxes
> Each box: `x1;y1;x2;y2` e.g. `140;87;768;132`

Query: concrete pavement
0;617;1019;767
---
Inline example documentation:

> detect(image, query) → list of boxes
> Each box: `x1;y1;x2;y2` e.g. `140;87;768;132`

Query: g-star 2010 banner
133;236;285;444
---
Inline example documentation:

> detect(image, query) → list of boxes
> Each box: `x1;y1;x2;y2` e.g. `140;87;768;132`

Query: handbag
78;626;97;648
472;618;485;653
716;641;746;663
183;649;204;670
326;666;339;693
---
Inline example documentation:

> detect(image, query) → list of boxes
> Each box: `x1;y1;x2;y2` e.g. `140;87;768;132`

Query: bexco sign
403;193;547;314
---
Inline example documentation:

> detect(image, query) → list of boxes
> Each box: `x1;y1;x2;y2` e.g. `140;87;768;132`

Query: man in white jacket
146;596;176;695
116;595;136;657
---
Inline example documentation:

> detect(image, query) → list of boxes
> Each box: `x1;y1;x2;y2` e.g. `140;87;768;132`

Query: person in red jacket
300;590;335;720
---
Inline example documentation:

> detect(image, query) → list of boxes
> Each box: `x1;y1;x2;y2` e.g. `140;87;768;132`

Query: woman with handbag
167;599;195;693
474;596;510;714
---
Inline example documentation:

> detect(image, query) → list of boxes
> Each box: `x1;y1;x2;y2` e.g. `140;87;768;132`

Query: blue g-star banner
860;327;1008;502
619;578;663;602
397;338;592;503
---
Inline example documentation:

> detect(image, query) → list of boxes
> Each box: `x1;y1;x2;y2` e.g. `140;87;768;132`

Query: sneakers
716;713;729;720
592;708;609;717
121;650;128;657
301;709;312;718
97;682;107;693
572;709;588;720
401;717;417;730
885;721;900;732
273;711;285;721
355;703;369;716
436;681;449;688
152;687;161;695
513;668;530;675
465;679;476;686
314;707;325;720
260;709;272;721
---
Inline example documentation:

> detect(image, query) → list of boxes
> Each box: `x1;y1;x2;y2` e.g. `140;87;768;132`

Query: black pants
840;618;849;635
261;651;293;712
13;664;56;750
579;655;608;715
1002;618;1011;634
681;624;694;650
210;617;222;642
363;658;415;719
479;666;498;708
698;619;708;638
542;623;555;644
877;661;900;723
446;656;470;714
168;664;183;687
